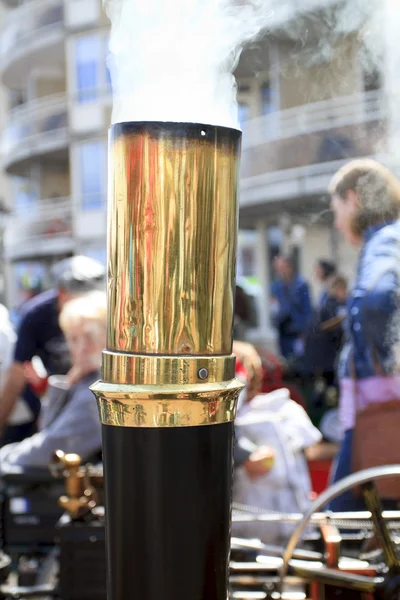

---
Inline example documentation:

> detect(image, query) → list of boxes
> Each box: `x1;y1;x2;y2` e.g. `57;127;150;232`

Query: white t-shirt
0;308;33;426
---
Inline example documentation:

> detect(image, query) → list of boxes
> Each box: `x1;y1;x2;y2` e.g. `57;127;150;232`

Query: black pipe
102;423;233;600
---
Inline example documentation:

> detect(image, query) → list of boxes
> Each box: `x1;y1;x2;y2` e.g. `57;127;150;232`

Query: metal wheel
281;465;400;598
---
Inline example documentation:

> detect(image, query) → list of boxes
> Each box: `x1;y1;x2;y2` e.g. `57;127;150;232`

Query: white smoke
104;0;390;129
104;0;273;128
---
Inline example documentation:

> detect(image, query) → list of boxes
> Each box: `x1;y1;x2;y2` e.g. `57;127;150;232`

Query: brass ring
102;351;236;386
91;378;243;428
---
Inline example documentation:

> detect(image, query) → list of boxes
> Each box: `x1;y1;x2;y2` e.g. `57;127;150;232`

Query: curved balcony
0;0;64;88
2;93;68;173
240;91;386;219
6;197;74;261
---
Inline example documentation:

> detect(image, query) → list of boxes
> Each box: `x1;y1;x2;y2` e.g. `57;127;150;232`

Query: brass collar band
92;351;243;427
102;351;236;385
91;377;243;428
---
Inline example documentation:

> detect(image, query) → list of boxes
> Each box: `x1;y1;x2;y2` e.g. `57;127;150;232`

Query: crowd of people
233;158;400;525
272;255;348;398
0;158;397;544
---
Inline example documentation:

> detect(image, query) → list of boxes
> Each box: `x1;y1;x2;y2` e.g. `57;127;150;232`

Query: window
10;261;49;326
241;246;256;278
76;36;102;102
237;232;257;280
79;141;106;210
12;177;39;217
362;45;382;93
15;262;47;295
105;51;113;90
364;68;381;93
74;34;112;102
261;82;273;115
261;81;279;139
238;103;249;128
268;226;282;281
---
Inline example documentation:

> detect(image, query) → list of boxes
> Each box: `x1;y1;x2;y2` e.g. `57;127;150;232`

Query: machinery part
231;537;323;562
362;481;398;569
233;508;400;528
50;451;97;519
281;465;400;595
319;522;341;568
56;513;106;600
0;583;56;599
34;548;59;588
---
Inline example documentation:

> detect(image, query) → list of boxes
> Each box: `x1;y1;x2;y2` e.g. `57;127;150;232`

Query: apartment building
0;0;109;307
0;0;393;340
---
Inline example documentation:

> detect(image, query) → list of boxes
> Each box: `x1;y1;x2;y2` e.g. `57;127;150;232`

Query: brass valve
50;450;98;520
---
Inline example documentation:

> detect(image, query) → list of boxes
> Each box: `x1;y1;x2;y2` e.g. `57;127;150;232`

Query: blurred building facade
0;0;391;340
235;1;387;341
0;0;109;308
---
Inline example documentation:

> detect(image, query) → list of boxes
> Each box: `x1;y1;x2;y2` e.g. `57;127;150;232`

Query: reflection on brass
51;450;97;519
92;377;241;427
107;123;239;356
320;522;341;568
91;122;243;427
102;351;235;385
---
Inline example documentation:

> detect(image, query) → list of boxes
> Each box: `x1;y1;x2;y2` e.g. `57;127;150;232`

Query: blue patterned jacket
339;220;400;380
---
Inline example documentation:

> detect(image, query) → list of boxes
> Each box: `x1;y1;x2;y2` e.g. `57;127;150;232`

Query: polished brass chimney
92;121;242;600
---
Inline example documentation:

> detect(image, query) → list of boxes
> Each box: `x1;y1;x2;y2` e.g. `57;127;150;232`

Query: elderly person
329;159;400;510
0;291;105;475
0;256;104;446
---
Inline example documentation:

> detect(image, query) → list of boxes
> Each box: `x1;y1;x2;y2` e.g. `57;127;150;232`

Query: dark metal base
102;423;233;600
57;514;106;600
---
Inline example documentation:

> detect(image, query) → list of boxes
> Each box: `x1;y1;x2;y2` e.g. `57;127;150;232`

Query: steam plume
104;0;391;129
104;0;272;128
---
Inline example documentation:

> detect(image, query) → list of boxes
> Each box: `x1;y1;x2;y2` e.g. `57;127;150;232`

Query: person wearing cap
0;256;105;446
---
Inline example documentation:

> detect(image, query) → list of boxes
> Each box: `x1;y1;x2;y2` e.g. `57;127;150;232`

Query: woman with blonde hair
0;291;106;474
329;159;400;510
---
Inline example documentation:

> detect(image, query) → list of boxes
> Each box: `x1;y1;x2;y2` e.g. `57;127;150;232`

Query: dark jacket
271;276;312;337
304;295;345;375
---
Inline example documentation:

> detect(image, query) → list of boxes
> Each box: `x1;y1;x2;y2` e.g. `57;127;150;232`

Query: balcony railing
265;0;342;33
241;91;385;181
242;91;382;146
0;0;63;70
6;197;73;259
240;157;371;208
2;93;68;169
